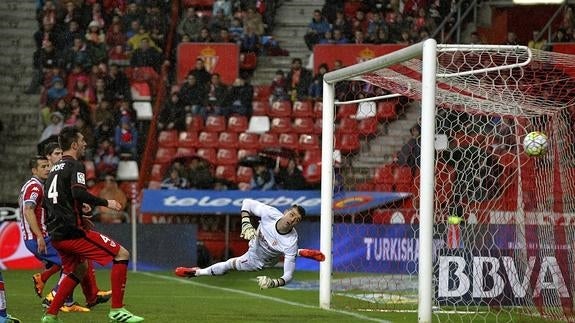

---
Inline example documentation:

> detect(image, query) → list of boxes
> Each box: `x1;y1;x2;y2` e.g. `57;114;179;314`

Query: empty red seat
259;133;279;147
374;164;395;185
198;131;219;148
215;165;237;183
178;131;199;148
252;101;269;116
269;100;292;117
150;163;166;181
157;130;178;148
238;132;260;149
237;148;258;160
205;115;226;133
196;148;217;165
130;81;151;101
394;166;413;184
303;162;321;184
338;117;359;134
313;118;323;134
240;52;257;70
186;115;204;132
155;147;176;164
292;117;314;134
336;133;360;153
217;148;238;165
278;133;299;150
377;101;398;121
218;132;239;148
176;147;195;157
253;85;271;101
227;115;248;133
336;103;357;120
302;149;321;166
236;166;253;183
313;101;323;118
270;117;292;133
358;117;379;136
292;100;314;118
299;134;320;151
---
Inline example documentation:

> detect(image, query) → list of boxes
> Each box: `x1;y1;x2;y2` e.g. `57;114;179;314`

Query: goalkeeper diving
175;199;324;289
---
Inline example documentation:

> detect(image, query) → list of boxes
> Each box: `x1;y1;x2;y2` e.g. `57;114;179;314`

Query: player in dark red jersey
19;155;110;313
41;127;143;323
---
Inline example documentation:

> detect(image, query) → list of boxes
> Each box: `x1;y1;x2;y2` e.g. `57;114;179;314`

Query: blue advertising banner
141;190;410;216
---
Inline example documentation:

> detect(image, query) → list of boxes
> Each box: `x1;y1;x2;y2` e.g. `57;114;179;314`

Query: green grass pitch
2;269;566;322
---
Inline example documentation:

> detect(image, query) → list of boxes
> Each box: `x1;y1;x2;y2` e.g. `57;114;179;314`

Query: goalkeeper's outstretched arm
257;255;296;289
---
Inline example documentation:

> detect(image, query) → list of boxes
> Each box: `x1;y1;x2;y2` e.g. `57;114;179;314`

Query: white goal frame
319;39;537;323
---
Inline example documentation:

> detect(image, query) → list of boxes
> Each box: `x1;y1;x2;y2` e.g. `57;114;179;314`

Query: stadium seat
186;115;205;132
355;182;375;191
394;166;413;184
270;117;292;133
176;147;195;157
302;149;321;166
292;100;314;118
205;115;226;133
240;52;257;70
338;117;359;134
238;132;260;149
215;165;237;183
247;116;270;133
150;163;166;181
269;100;292;117
313;101;323;118
236;166;254;183
218;132;239;148
374;164;395;185
196;148;217;165
376;100;398;121
133;101;153;120
148;181;162;189
259;133;279;147
130;81;151;101
313;118;323;134
216;148;238;165
157;130;178;148
278;133;299;151
253;85;271;101
335;133;360;153
292;117;314;134
237;148;258;161
198;131;219;148
155;147;176;164
252;100;269;116
227;115;249;133
299;134;320;151
117;160;139;181
303;162;321;184
336;103;357;120
178;131;199;148
358;117;379;136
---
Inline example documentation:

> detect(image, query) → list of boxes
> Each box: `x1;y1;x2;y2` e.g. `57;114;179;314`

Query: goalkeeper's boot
32;272;45;298
86;290;112;308
174;267;199;278
40;314;63;323
298;249;326;262
108;307;144;323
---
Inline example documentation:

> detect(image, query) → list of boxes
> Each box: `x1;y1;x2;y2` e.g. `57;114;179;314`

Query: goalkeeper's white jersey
242;199;298;266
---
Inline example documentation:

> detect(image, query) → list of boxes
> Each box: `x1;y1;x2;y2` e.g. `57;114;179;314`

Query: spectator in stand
469;31;483;44
62;36;91;72
142;4;166;35
29;39;62;94
397;30;413;45
528;30;548;50
275;158;306;190
158;89;187;132
309;63;328;100
196;27;215;43
504;31;519;45
332;28;350;44
243;7;265;36
39;111;64;144
85;21;105;45
125;19;141;40
95;118;116;145
94;78;112;105
128;25;160;51
71;75;95;106
206;73;228;115
217;28;236;43
208;9;230;35
106;21;127;48
35;21;59;51
114;115;138;158
239;25;260;53
353;30;367;44
97;174;128;223
269;69;289;103
221;77;253;118
58;1;83;26
46;76;68;106
177;7;203;43
350;9;368;34
186;157;215;189
189;58;212;88
331;10;352;39
370;28;392;44
37;0;57;27
396;124;421;171
178;73;208;118
318;30;335;44
303;9;331;50
228;17;244;42
367;11;385;41
162;167;190;190
286;58;313;102
123;2;143;32
213;0;233;17
104;64;131;100
250;163;276;191
149;26;165;49
130;38;163;71
41;98;68;127
94;138;120;177
60;20;84;50
552;28;571;43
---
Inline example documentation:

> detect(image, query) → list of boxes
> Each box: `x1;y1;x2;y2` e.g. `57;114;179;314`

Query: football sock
41;265;61;282
0;272;6;317
111;260;128;308
47;273;80;315
80;262;98;303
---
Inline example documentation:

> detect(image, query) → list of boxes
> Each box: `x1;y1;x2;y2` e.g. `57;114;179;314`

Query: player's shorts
24;236;62;267
51;230;122;273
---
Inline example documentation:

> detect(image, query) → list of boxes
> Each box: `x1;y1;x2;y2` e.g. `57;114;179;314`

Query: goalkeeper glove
240;216;256;240
256;276;285;289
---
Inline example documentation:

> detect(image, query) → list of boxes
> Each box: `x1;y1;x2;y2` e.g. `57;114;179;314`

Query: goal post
320;39;439;322
319;38;575;322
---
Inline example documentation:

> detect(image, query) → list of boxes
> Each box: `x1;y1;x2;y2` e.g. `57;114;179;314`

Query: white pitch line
139;272;391;323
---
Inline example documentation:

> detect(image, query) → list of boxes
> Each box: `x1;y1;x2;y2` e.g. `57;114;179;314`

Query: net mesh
329;46;575;321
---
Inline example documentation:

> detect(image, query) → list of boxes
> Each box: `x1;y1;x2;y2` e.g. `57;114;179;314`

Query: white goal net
320;39;575;322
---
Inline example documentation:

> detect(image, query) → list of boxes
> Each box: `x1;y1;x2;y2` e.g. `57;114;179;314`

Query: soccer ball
523;131;548;157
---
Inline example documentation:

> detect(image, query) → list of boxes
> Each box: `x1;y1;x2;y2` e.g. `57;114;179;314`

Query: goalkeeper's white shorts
235;246;278;271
